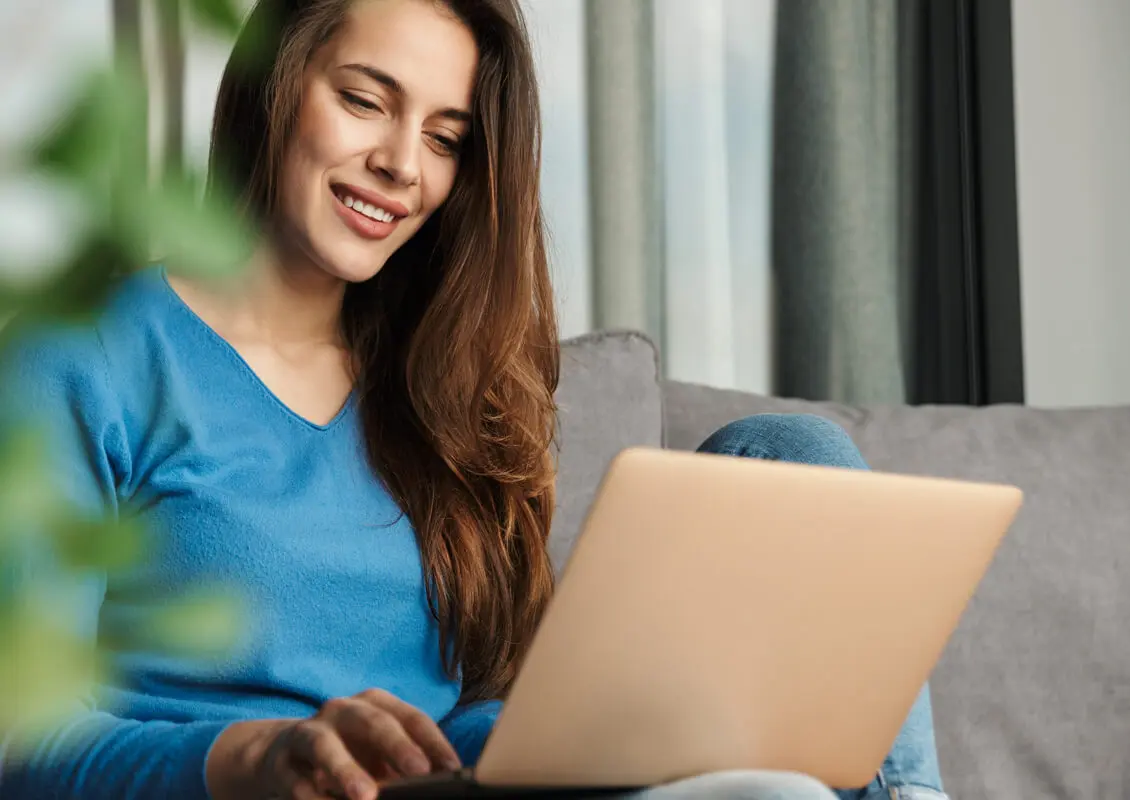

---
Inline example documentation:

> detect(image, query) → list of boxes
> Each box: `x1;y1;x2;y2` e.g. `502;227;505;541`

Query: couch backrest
553;332;663;571
663;378;1130;800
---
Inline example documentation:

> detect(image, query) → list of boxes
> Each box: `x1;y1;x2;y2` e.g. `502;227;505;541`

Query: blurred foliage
1;0;252;746
182;0;246;36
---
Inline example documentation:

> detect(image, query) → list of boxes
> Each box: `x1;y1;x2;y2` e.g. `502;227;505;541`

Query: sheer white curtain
521;0;592;340
525;0;776;394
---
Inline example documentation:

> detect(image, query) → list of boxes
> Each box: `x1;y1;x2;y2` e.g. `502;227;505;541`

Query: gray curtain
112;0;148;193
154;0;186;175
583;0;663;345
112;0;187;182
772;0;919;405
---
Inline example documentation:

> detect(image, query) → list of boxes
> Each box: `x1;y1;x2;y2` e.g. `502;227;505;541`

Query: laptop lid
475;447;1021;790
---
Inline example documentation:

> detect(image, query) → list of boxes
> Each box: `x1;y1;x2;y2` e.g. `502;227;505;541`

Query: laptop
381;447;1022;797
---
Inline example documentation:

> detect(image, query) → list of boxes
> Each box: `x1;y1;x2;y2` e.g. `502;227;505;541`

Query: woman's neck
181;237;347;348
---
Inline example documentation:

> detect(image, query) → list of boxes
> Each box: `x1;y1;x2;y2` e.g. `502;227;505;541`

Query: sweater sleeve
0;323;229;800
439;700;502;766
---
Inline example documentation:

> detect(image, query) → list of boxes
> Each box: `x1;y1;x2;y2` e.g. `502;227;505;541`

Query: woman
0;0;948;798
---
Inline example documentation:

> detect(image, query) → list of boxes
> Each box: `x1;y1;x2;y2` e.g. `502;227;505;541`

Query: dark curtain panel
910;0;1025;405
772;0;1024;406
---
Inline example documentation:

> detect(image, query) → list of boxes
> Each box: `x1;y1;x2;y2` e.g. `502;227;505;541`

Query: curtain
654;0;776;393
540;0;776;393
771;0;914;406
771;0;1025;406
583;0;661;343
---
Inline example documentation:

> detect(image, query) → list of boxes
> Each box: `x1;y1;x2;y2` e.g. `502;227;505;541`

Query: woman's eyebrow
340;63;472;123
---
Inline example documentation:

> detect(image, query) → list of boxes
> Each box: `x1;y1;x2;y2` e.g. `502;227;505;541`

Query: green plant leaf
1;29;251;747
142;591;243;657
114;170;254;279
0;429;55;539
0;604;102;743
122;592;245;659
0;428;144;572
54;516;146;573
29;65;148;200
187;0;244;36
2;236;131;322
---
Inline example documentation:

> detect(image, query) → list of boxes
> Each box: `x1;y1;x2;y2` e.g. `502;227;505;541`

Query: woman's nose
367;124;421;187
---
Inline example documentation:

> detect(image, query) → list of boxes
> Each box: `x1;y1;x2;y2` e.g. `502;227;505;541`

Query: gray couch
552;331;1130;800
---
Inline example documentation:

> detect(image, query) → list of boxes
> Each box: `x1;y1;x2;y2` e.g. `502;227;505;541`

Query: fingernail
350;780;376;800
443;757;461;771
404;754;430;775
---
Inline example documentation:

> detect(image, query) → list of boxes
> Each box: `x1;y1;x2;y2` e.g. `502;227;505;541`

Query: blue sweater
0;267;499;798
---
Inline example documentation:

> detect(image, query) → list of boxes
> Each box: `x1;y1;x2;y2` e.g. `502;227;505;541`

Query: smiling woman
201;0;559;721
0;1;558;798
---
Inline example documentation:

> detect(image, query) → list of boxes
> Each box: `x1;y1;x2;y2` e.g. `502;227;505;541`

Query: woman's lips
331;188;401;241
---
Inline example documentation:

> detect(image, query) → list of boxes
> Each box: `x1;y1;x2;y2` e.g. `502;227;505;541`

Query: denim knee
637;770;837;800
696;414;869;471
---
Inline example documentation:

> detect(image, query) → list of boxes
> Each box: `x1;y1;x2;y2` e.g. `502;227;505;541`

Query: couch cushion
551;332;662;572
663;379;1130;800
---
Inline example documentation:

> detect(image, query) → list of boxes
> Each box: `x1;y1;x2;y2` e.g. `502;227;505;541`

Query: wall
1013;0;1130;408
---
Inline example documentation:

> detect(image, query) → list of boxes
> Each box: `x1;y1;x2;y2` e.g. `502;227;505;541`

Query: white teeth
342;194;396;223
366;204;394;223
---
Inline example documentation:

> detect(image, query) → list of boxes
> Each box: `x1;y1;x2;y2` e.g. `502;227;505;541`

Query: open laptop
381;447;1022;797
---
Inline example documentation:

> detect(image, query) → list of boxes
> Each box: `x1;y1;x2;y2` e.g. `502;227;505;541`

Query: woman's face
276;0;478;283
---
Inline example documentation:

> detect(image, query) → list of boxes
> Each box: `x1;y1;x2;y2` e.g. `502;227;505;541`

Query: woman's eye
431;134;462;156
340;91;380;112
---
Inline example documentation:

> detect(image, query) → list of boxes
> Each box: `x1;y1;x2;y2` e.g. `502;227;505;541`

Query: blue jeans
629;770;838;799
626;768;941;799
642;414;945;800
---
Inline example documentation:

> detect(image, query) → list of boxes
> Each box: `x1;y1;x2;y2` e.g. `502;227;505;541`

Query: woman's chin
321;250;391;285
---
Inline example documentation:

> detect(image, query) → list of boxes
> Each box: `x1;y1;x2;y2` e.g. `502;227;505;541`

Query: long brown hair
207;0;558;702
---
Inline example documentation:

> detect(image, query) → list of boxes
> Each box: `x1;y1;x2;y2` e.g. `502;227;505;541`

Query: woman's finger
360;689;462;771
312;768;361;800
274;757;327;800
289;719;378;800
292;779;330;800
329;697;431;777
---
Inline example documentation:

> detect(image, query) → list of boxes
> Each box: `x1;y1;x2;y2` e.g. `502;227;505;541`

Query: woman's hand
206;689;462;800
